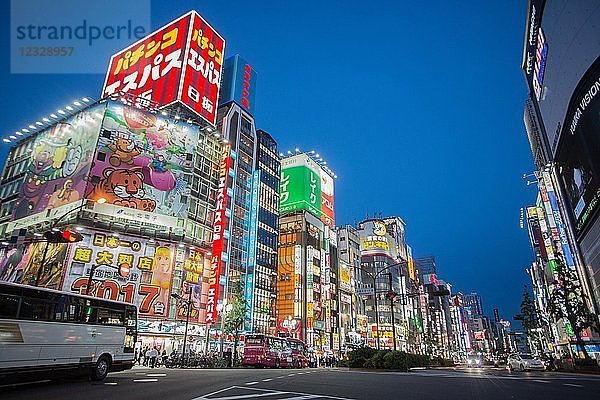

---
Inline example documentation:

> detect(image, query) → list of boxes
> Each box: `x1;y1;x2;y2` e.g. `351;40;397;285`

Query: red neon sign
205;144;231;324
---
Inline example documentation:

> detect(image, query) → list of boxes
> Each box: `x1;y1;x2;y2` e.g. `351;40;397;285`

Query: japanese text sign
102;11;225;125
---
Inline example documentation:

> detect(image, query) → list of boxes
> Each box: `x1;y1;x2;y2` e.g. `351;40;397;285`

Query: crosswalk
191;386;357;400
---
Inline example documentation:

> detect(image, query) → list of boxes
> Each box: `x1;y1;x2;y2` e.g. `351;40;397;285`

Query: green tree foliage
223;281;247;366
520;285;542;353
548;255;599;360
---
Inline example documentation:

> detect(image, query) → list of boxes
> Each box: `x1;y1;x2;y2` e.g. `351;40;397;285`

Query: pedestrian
149;346;159;368
135;348;139;365
144;347;151;367
162;349;168;367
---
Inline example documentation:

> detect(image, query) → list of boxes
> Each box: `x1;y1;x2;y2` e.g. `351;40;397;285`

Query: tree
223;281;247;367
520;285;542;354
548;254;599;361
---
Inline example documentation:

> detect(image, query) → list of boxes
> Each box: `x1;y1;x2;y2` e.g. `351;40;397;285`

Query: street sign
357;287;374;296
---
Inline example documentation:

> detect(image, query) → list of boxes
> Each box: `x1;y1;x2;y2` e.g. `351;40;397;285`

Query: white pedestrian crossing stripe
191;386;357;400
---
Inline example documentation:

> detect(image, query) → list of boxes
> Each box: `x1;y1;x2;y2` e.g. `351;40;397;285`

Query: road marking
262;378;273;382
533;380;550;383
245;381;259;385
133;378;159;383
288;373;296;376
191;385;357;400
276;376;285;379
104;382;118;386
563;383;583;388
147;373;167;377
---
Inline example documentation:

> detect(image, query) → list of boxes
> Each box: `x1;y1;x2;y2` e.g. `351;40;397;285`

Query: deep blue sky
0;1;535;322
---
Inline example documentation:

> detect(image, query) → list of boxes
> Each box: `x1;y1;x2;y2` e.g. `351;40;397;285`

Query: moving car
507;353;545;372
466;355;483;368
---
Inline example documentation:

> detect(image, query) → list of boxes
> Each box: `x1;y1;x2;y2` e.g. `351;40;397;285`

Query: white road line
563;383;583;388
262;378;273;382
147;373;167;377
104;382;118;386
245;381;259;385
533;380;550;383
133;378;159;383
276;376;285;379
288;373;296;376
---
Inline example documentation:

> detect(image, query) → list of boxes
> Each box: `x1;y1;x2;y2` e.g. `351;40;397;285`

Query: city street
2;367;599;400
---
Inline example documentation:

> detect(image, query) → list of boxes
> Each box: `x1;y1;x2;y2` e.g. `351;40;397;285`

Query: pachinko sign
102;11;225;125
62;228;174;318
205;145;231;324
87;102;197;219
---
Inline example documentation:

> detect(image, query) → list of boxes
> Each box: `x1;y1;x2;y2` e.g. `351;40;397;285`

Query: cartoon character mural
87;102;197;217
13;105;104;220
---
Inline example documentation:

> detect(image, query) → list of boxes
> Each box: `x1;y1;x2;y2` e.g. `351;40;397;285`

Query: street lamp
172;289;193;368
358;260;407;351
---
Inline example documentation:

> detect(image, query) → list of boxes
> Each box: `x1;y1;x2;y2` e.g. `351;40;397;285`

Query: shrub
383;351;409;371
348;347;377;368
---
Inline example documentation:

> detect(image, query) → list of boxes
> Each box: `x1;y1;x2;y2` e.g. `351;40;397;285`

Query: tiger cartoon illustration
89;168;156;212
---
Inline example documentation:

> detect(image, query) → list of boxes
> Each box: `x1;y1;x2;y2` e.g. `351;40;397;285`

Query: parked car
507;353;545;372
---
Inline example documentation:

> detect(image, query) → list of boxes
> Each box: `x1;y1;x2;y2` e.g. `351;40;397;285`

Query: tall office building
276;152;339;352
337;225;360;348
0;96;222;353
463;292;484;317
213;55;278;334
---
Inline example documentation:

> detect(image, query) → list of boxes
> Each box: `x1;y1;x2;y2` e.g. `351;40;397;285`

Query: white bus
0;281;137;382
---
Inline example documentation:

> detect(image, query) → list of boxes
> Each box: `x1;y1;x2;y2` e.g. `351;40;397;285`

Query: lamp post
359;260;407;350
172;288;193;368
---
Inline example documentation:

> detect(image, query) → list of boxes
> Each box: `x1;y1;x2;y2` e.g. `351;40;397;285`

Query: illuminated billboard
86;101;198;218
320;171;335;228
61;229;174;318
532;28;547;100
280;155;322;218
359;219;407;260
279;153;335;227
102;11;225;125
219;55;257;113
12;104;105;221
205;144;232;324
556;57;600;238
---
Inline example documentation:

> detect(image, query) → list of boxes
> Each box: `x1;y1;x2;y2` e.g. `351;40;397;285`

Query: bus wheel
91;355;111;381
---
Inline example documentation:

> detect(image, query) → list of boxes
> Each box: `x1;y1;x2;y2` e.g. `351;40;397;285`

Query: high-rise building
463;292;484;317
521;0;600;315
415;256;437;277
0;96;222;354
276;152;339;353
253;129;280;334
337;225;361;349
213;55;279;336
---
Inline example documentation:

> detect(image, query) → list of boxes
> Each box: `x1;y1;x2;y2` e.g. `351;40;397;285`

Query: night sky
0;1;535;323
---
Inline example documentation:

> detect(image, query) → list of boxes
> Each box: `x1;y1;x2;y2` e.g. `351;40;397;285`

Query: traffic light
43;229;84;243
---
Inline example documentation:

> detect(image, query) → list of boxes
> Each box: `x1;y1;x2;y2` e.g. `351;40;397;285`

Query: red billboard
205;144;231;324
102;11;225;126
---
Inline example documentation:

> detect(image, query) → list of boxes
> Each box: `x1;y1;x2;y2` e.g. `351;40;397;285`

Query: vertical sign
543;171;576;268
244;170;260;332
205;144;231;324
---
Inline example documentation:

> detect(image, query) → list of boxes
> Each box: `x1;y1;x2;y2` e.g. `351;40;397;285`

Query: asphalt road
2;366;600;400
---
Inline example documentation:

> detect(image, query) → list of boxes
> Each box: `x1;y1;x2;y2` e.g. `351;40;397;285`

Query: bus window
97;308;124;326
0;293;20;318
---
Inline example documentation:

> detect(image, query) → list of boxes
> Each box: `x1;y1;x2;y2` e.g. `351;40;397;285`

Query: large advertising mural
102;11;225;126
320;171;335;228
87;101;197;218
62;228;174;318
556;57;600;238
0;242;68;290
176;246;206;322
13;104;105;220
